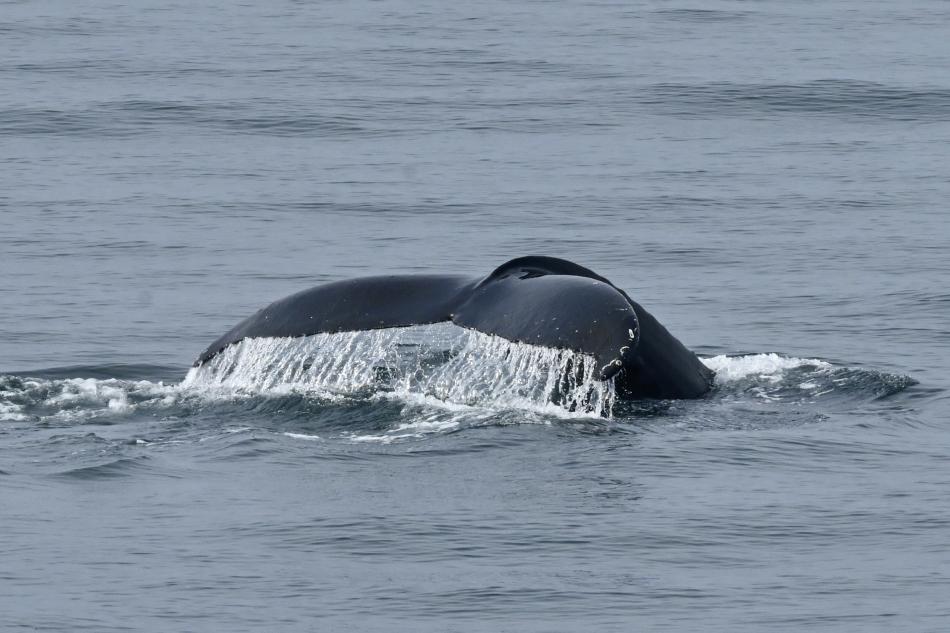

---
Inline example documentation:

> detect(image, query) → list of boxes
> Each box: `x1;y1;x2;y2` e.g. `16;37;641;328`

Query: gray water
2;1;950;631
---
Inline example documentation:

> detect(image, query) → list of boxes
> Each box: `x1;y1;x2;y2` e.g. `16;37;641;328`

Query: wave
652;9;751;23
639;80;950;121
0;100;371;137
53;456;167;480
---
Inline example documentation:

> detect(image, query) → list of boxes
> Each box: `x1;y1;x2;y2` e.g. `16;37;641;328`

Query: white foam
348;432;408;444
702;353;831;383
283;432;322;441
184;324;615;417
346;411;467;443
0;375;179;423
0;401;27;421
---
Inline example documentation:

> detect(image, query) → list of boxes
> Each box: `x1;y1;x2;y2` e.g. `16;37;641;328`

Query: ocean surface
2;1;950;631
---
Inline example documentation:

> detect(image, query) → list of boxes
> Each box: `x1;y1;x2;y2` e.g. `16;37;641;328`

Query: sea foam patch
702;353;831;383
0;374;179;423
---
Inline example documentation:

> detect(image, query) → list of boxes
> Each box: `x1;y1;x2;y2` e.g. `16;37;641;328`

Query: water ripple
640;80;950;120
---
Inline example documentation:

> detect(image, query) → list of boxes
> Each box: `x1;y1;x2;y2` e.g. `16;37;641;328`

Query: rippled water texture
2;1;950;631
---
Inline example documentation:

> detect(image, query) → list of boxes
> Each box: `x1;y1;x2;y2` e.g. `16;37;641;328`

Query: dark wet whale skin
196;256;714;399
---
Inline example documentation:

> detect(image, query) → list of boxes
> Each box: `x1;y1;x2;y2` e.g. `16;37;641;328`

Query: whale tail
195;256;714;399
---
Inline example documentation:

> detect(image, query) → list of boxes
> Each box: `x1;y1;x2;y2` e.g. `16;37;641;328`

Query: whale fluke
195;256;713;399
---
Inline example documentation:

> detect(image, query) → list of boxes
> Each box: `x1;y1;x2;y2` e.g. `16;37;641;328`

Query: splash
699;353;913;402
702;353;831;384
1;345;914;433
183;324;615;416
0;374;178;423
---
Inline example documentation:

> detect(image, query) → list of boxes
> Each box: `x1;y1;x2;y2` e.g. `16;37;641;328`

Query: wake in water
1;325;916;443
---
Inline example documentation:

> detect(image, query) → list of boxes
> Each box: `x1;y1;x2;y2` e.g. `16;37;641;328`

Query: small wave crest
53;456;165;480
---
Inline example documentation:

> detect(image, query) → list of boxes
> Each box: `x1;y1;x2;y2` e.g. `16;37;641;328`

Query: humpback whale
195;256;714;399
